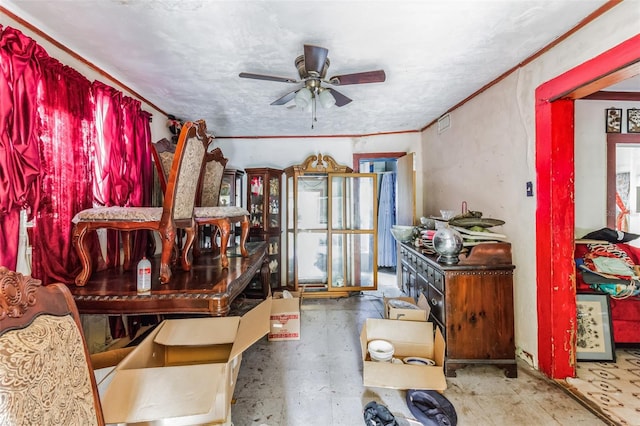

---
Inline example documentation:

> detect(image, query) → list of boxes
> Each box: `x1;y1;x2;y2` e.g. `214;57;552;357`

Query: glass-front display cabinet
285;153;377;295
220;168;245;208
245;167;282;290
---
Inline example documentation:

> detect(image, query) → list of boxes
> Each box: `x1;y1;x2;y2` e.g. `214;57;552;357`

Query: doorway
353;152;408;270
536;34;640;379
356;154;399;269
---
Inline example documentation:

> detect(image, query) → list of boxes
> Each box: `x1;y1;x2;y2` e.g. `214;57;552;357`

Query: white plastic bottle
137;256;152;294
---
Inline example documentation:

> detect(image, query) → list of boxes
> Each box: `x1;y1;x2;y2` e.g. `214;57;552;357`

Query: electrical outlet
526;181;534;197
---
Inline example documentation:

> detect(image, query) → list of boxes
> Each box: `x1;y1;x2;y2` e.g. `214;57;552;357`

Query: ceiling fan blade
304;44;329;75
329;70;386;85
327;88;352;107
271;90;298;105
239;72;298;84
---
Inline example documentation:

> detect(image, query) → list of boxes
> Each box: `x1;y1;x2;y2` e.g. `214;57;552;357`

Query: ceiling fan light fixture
295;87;312;109
318;89;336;109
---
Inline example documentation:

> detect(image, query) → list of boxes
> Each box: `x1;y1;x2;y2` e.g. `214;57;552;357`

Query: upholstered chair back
0;267;104;425
150;137;175;193
198;148;228;208
163;121;210;223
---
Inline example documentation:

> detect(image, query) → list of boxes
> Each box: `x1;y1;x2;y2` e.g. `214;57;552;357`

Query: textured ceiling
3;0;611;137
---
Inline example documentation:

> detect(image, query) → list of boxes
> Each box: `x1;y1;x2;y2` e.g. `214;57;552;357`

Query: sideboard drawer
427;284;444;326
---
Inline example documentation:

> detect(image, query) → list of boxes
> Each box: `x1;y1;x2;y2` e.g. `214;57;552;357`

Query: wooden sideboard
399;242;517;378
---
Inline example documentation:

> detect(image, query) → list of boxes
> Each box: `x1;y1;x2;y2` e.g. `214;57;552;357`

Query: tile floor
230;271;607;426
564;348;640;425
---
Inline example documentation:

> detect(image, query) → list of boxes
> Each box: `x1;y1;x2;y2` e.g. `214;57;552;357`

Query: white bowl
403;356;436;366
390;225;415;243
368;339;395;362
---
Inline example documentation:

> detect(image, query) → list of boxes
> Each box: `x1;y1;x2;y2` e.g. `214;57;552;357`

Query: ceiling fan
239;44;386;114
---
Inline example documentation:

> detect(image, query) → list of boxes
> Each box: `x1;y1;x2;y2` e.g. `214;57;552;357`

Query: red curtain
0;26;43;270
125;102;153;259
93;81;152;268
30;56;96;284
0;25;153;283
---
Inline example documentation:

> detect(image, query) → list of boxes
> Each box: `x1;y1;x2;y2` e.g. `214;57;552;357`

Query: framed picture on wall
605;108;622;133
576;293;616;362
628;108;640;133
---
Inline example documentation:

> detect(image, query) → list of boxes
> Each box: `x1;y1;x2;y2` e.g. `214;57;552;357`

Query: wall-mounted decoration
576;292;615;362
627;108;640;133
605;108;622;133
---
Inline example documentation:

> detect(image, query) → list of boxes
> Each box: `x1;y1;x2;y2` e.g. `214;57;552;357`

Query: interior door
396;153;416;226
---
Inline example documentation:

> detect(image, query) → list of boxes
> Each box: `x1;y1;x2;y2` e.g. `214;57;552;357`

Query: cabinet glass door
249;175;264;228
286;175;295;287
268;176;280;230
329;174;377;290
331;234;375;288
297;176;328;229
295;176;328;285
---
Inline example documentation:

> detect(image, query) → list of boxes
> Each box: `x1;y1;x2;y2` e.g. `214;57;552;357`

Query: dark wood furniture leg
218;218;231;268
239;215;249;257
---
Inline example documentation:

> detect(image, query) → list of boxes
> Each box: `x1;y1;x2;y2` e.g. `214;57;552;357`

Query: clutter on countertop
417;205;507;257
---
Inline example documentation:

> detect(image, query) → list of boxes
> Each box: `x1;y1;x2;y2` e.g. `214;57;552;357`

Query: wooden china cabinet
245;167;283;290
284;153;378;296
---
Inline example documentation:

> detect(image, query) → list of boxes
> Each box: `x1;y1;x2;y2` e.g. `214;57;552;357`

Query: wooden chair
150;141;250;268
193;148;228;254
194;149;250;266
198;148;228;209
72;120;211;285
0;267;105;425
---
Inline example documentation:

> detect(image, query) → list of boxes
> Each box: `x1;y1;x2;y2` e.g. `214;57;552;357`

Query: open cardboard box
269;290;302;341
99;297;272;425
360;318;447;391
384;293;430;321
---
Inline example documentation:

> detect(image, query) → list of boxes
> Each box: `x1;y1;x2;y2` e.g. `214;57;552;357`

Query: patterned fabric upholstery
72;206;162;223
173;138;206;220
194;206;250;218
0;314;99;426
157;151;174;186
200;156;225;207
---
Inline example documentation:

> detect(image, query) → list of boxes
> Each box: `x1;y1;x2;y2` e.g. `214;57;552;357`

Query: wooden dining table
69;241;269;317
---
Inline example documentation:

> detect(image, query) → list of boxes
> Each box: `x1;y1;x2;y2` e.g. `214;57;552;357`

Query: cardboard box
268;291;302;341
384;293;431;321
360;318;447;391
99;297;272;425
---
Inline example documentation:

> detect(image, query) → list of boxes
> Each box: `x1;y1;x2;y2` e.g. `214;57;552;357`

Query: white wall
421;3;640;367
1;13;170;140
574;100;639;236
215;132;424;214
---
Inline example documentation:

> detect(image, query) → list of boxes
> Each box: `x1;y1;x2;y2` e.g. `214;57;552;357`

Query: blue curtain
377;172;397;267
